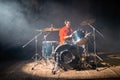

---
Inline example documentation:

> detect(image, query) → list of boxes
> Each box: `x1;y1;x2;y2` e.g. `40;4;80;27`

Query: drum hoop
76;38;85;42
73;30;77;34
42;41;58;43
72;30;77;35
54;43;72;52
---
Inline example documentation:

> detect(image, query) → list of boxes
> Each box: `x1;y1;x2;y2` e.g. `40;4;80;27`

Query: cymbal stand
81;45;92;69
22;32;42;70
88;23;104;69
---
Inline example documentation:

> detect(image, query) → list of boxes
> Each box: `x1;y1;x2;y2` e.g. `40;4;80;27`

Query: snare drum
42;41;58;58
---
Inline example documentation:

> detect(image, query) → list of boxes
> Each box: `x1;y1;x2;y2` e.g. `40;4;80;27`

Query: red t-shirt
59;26;73;44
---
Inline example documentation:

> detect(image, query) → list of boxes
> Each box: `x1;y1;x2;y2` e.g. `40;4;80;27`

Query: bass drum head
54;43;80;70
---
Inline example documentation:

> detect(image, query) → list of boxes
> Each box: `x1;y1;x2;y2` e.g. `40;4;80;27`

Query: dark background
0;0;120;61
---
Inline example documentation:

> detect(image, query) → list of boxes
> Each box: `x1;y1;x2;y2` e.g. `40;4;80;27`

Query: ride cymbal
80;18;96;26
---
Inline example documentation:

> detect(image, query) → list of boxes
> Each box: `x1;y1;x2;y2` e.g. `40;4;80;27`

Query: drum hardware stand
87;23;104;69
42;32;51;65
22;32;43;70
80;45;92;69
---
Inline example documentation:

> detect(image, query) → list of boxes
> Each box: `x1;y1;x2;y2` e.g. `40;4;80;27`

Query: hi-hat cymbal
36;27;60;32
80;18;96;26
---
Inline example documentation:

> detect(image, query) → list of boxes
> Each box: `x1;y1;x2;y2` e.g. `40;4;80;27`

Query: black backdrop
0;0;120;61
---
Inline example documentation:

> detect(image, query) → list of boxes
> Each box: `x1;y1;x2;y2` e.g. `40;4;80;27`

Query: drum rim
73;30;78;34
74;38;86;43
42;41;58;43
54;43;72;52
73;29;82;33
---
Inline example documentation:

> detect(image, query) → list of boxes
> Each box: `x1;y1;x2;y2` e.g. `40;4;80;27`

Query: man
59;20;73;45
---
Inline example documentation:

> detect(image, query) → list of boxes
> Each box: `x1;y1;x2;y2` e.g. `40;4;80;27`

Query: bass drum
54;43;83;70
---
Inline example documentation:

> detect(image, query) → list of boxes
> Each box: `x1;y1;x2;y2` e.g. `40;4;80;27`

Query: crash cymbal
88;18;96;24
36;27;60;32
80;18;96;26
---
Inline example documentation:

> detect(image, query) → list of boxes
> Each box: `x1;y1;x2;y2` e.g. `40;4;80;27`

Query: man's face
66;21;71;27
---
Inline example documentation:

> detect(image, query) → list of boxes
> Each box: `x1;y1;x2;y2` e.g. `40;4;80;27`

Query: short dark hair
64;20;71;24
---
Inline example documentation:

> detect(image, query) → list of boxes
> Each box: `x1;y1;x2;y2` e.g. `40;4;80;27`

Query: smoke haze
0;0;120;60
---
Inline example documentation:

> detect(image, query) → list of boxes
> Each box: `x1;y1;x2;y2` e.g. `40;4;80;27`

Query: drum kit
22;19;104;74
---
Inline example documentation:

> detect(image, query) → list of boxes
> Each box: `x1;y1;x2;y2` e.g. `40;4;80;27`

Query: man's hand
64;34;72;39
69;34;72;37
